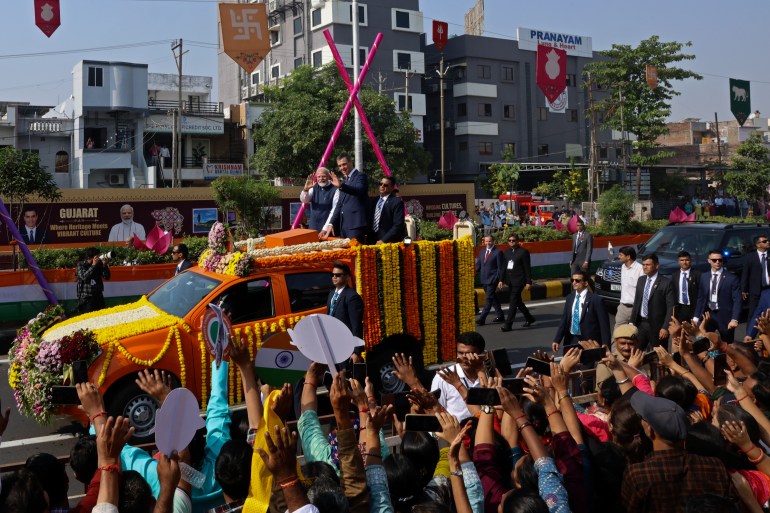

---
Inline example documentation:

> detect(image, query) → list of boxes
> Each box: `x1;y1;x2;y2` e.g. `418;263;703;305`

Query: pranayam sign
517;27;593;58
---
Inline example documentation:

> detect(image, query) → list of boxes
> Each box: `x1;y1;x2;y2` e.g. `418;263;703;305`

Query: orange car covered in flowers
9;228;475;441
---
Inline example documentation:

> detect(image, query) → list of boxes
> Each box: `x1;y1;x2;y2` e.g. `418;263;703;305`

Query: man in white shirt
614;246;644;332
431;332;486;421
108;204;146;243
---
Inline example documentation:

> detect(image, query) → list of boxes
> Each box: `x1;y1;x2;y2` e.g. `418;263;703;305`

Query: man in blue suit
475;235;505;325
552;270;611;350
322;153;369;243
693;249;742;342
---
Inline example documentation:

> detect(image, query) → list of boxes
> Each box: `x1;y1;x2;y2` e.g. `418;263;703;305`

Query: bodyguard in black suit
553;271;611;348
630;254;676;349
742;234;770;324
694;250;742;343
172;243;193;275
369;176;406;244
327;261;364;339
475;235;505;325
671;251;700;322
500;234;536;331
323;153;369;243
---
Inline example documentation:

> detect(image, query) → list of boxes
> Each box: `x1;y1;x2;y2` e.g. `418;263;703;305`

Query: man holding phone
500;234;536;332
431;331;486;420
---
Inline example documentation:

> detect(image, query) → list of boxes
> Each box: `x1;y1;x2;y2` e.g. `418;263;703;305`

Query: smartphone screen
525;357;552;376
381;392;411;420
562;344;579;355
642;351;659;366
50;385;80;405
502;377;526;396
713;353;727;386
691;338;710;355
465;387;500;405
352;363;367;386
580;348;606;365
72;360;89;384
322;371;333;389
492;348;513;376
404;414;443;432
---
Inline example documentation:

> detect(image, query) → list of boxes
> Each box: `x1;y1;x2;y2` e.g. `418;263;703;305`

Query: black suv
594;222;770;308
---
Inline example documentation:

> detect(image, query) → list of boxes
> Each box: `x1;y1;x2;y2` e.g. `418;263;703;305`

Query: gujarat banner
34;0;60;38
536;44;566;104
219;3;270;74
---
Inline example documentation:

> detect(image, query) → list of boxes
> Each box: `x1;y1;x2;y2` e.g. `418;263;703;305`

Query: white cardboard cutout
155;388;205;456
287;314;358;376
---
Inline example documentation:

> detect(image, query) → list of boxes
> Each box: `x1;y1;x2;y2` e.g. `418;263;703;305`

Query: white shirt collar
758;249;767;257
379;193;391;202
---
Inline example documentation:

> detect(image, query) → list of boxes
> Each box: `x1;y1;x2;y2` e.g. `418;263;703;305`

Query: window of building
395;10;410;28
251;72;260;85
538;144;549;156
397;52;411;70
458;141;468;152
294;57;304;69
271;64;280;79
457;103;467;117
87;67;103;87
285;272;335;313
538;108;548;121
502;66;515;81
566;74;577;87
293;16;302;35
398;94;413;112
503;143;516;156
478;103;492;117
311;8;321;27
455;67;466;80
477;64;491;79
349;4;366;24
312;50;323;68
270;29;281;46
479;142;493;155
351;48;366;65
567;109;578;122
503;104;515;120
599;146;608;159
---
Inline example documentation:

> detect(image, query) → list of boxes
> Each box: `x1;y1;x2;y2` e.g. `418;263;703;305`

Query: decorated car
9;224;475;441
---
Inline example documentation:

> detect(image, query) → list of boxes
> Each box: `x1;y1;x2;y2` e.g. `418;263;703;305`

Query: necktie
570;294;581;335
641;277;653;318
709;273;718;310
763;253;768;287
330;290;340;315
28;229;34;241
681;272;689;305
484;249;490;263
373;197;384;232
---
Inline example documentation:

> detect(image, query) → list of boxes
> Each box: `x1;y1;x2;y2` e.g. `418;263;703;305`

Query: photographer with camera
75;247;111;314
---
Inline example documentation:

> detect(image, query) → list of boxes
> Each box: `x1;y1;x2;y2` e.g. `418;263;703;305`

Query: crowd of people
670;194;770;220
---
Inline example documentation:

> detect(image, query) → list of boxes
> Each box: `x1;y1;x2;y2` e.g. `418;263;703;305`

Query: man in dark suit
369;175;405;244
20;207;46;245
552;270;611;349
671;251;701;322
322;153;369;243
570;219;593;275
630;254;676;349
500;234;536;332
694;249;742;342
327;260;364;339
475;235;505;325
742;234;770;325
172;243;193;275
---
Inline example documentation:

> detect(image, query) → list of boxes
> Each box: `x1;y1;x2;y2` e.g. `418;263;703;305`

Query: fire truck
497;193;557;226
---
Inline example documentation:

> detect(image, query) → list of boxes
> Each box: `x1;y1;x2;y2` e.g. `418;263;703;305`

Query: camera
99;251;114;261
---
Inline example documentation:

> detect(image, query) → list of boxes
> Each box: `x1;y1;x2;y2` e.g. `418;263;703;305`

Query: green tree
211;176;280;237
533;170;566;200
598;185;635;233
0;146;61;228
482;148;519;197
723;133;770;203
251;64;430;183
585;36;702;194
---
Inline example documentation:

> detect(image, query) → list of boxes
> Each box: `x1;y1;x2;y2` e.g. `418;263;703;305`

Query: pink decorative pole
323;29;391;177
290;33;384;229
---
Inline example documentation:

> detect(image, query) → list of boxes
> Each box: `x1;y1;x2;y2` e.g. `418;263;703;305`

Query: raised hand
757;310;770;335
304;362;326;387
97;416;134;466
271;383;293;420
550;361;568;394
653;346;674;368
391;353;422;389
256;426;299;481
579;339;601;350
366;404;393;432
560;346;582;375
435;411;463;443
407;388;439;413
497;386;524;418
228;333;253;369
627;348;644;370
135;369;172;404
76;382;106;419
532;349;552;363
349;378;368;410
522;375;547;405
721;420;754;453
438;365;462;388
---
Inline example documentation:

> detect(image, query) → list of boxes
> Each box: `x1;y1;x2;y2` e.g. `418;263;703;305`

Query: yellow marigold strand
199;333;208;410
98;343;116;386
175;327;186;387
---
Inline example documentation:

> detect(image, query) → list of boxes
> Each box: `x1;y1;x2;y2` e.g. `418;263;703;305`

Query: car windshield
639;227;722;262
148;271;222;318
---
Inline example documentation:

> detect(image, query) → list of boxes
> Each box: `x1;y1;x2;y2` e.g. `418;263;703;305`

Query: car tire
105;373;180;444
366;334;427;397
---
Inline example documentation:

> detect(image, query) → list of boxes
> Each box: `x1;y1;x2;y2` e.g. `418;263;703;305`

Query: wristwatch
481;405;494;414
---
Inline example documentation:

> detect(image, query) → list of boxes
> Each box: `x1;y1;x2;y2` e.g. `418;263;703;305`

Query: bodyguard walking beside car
570;219;593;275
476;235;505;325
742;235;770;326
500;234;536;332
671;251;700;322
694;249;742;343
630;254;676;350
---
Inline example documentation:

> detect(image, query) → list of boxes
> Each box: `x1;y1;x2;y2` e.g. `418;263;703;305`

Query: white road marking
1;433;77;448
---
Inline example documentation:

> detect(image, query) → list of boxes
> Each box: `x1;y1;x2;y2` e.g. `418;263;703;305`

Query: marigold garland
199;333;208;410
438;241;457;361
98;343;115;386
417;242;439;364
455;237;476;335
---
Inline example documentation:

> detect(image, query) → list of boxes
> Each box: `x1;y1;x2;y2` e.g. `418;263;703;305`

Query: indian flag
255;331;311;386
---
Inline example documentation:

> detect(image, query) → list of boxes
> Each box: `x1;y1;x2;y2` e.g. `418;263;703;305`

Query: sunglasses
760;240;770;244
379;182;391;187
571;278;584;283
331;272;345;277
508;239;517;242
709;258;723;262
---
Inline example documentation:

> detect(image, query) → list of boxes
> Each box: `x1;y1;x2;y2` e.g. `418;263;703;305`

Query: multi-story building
422;30;615;188
218;0;426;147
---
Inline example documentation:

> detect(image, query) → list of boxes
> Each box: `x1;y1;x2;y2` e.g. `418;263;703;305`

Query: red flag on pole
433;20;448;52
34;0;60;38
536;44;567;104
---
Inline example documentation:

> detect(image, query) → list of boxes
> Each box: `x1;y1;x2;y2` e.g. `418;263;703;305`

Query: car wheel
366;334;426;396
107;381;159;444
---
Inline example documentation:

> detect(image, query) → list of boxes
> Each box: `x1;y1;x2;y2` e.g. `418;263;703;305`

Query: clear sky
2;0;767;124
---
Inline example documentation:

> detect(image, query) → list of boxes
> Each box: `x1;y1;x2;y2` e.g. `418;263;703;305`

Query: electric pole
352;0;362;172
587;75;599;203
172;39;187;188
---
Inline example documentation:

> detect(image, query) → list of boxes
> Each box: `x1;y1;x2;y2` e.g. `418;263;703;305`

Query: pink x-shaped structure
291;30;392;229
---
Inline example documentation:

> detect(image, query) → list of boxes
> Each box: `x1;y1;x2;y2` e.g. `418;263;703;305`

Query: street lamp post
436;60;463;184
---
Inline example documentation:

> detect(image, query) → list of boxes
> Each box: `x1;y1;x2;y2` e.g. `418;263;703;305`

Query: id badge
507;260;514;270
710;292;718;303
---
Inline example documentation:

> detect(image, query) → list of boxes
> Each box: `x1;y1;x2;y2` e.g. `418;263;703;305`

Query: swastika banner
219;3;270;74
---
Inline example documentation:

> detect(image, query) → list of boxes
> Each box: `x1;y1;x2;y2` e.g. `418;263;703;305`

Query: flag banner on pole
536;44;567;103
34;0;60;38
433;20;448;52
730;78;751;127
219;3;270;74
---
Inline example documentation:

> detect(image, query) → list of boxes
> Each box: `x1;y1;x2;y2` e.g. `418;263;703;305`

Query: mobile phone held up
466;387;500;406
404;414;443;432
50;385;80;405
526;357;552;376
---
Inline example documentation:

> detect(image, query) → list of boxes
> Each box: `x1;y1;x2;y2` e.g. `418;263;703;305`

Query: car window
640;228;722;262
723;231;755;257
285;271;334;313
148;272;222;318
219;277;274;325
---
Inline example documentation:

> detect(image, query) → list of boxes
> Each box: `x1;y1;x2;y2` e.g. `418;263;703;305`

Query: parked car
594;222;770;309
